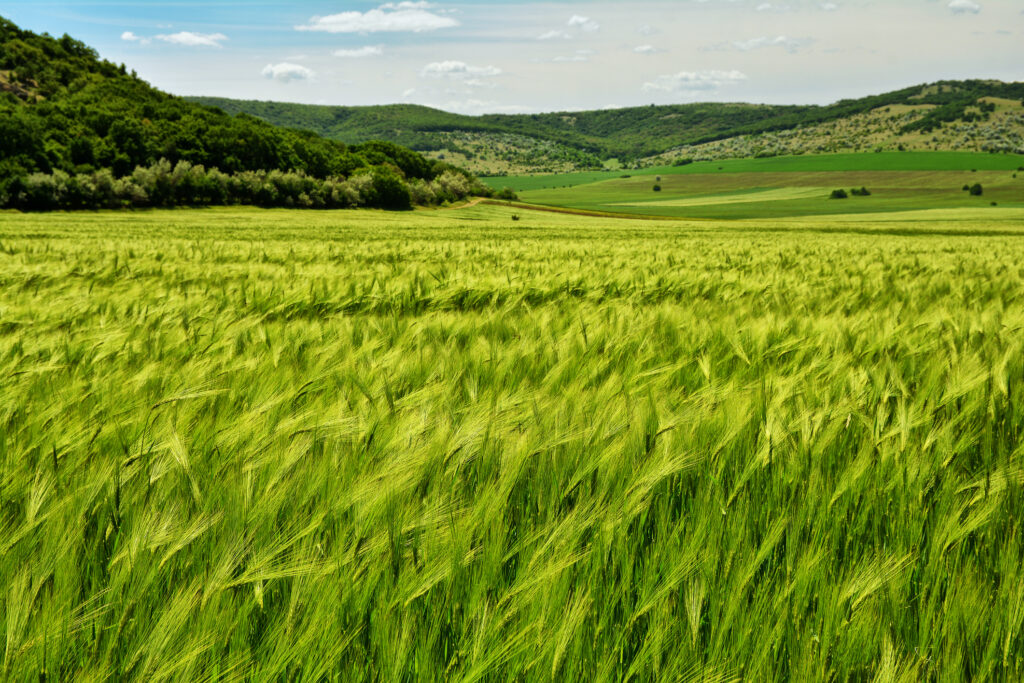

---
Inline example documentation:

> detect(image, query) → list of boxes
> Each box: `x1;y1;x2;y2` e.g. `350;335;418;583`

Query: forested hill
0;16;487;210
191;80;1024;174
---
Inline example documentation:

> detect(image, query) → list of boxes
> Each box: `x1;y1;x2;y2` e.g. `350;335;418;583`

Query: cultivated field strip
1;207;1023;681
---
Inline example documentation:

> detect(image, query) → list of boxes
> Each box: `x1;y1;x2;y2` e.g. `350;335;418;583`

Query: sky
2;0;1022;114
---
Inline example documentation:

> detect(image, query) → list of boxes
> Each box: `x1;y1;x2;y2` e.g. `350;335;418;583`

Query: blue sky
3;1;1021;113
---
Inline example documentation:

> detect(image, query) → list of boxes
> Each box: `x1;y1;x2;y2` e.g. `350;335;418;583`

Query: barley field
2;206;1023;681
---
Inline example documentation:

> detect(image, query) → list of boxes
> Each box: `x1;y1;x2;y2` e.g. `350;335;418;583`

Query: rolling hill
0;15;486;210
190;81;1024;175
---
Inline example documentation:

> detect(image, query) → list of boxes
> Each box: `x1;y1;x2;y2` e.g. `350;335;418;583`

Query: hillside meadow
2;204;1024;680
492;152;1024;220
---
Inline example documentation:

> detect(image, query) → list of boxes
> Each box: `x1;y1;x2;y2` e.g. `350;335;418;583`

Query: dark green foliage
0;15;487;210
191;79;1024;163
850;187;871;196
970;183;983;196
495;187;518;201
365;165;412;210
830;189;848;199
963;184;971;191
0;159;490;211
653;184;661;192
672;158;694;167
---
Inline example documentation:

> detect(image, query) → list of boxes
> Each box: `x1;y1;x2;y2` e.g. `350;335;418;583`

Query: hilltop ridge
190;81;1024;175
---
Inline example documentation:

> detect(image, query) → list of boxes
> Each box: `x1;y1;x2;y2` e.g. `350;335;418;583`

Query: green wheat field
3;204;1024;681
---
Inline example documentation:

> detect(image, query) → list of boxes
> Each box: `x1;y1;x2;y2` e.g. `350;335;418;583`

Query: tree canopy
0;16;488;210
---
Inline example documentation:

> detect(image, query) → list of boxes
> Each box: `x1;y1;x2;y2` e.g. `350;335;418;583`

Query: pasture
2;205;1024;681
483;151;1024;193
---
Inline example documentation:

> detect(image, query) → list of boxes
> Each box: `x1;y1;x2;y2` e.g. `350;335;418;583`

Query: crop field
514;167;1024;220
2;205;1024;681
484;151;1024;193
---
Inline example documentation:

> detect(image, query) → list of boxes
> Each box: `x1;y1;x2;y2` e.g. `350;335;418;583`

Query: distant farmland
484;152;1024;219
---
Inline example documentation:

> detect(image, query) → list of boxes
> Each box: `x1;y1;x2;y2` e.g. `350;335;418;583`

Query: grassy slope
486;152;1024;192
645;97;1024;166
2;205;1024;680
499;152;1024;219
190;81;1024;173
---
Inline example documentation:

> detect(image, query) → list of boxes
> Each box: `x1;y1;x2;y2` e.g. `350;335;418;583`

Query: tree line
0;16;490;210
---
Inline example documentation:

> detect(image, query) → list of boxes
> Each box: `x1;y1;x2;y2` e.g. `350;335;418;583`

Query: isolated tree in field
830;189;848;199
970;183;983;196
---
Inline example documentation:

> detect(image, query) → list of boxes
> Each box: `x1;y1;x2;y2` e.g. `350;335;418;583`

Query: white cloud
296;3;459;34
537;30;571;40
948;0;981;14
420;61;502;79
733;35;812;52
262;62;315;83
121;31;140;41
567;15;600;32
532;49;595;64
424;98;533;115
155;31;228;47
634;45;660;55
554;51;590;63
642;69;747;94
332;46;384;58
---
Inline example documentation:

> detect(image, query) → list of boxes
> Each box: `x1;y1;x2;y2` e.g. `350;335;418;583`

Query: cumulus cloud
423;98;533;115
421;61;501;78
332;46;384;58
733;35;812;52
296;2;459;33
156;31;228;47
262;62;315;83
642;70;747;94
420;61;502;87
948;0;981;14
634;45;661;55
555;50;593;63
537;30;571;40
567;15;600;32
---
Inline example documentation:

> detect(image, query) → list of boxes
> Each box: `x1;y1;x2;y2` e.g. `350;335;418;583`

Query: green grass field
502;153;1024;220
483;151;1024;193
3;204;1024;681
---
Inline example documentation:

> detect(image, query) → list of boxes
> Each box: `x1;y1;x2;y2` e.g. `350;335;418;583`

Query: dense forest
0;16;490;210
193;80;1024;165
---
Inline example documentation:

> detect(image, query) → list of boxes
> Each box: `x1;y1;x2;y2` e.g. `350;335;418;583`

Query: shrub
495;187;517;201
830;189;848;199
407;178;437;206
653;184;662;192
962;184;971;191
369;166;412;211
851;187;871;197
672;158;693;167
970;183;983;196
